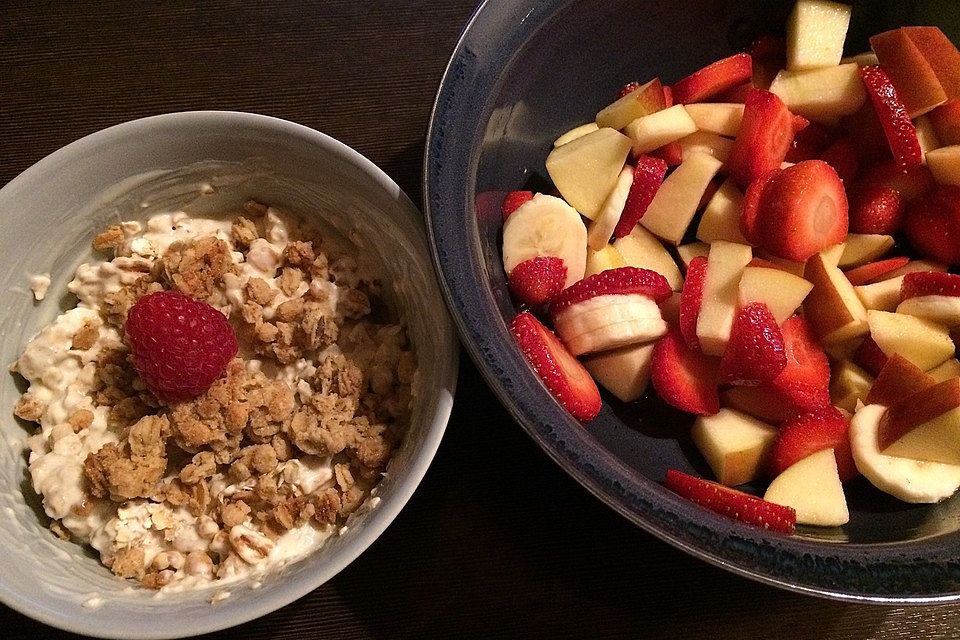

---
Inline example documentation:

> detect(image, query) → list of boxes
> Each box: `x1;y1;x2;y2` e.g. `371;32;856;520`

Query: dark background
2;1;960;638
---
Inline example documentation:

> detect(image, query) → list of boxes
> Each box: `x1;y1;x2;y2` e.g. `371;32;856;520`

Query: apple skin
870;28;948;118
878;378;960;465
803;252;869;347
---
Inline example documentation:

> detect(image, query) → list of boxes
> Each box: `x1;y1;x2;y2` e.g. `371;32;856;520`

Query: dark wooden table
2;2;960;638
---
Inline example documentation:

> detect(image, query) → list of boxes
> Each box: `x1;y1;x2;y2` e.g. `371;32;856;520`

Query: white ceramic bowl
0;112;458;638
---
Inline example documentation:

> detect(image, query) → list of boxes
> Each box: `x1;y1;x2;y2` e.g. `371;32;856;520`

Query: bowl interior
427;0;960;601
0;112;457;638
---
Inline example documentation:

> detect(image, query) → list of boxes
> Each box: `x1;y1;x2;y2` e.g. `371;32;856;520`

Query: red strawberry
749;35;787;90
617;81;642;100
716;82;752;103
550;266;672;315
930;99;960;145
859;65;923;167
679;256;708;350
844;256;911;286
727;88;795;189
125;290;238;403
766;315;831;414
756;160;849;262
508;256;567;306
785;121;833;163
904;186;960;266
901;271;960;300
852;335;888;377
848;184;905;235
791;113;810;134
740;169;779;245
819;137;860;185
869;161;936;201
612;156;669;238
671;53;753;104
839;101;891;167
502;191;534;221
510;311;602;421
651;328;720;415
768;406;858;483
664;469;796;534
718;302;786;386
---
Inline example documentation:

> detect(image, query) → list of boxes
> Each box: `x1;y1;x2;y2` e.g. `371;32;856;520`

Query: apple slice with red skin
877;378;960;454
859;65;923;167
671;53;753;104
902;27;960;101
651;328;721;415
852;335;889;377
869;28;947;118
664;469;796;534
866;353;936;407
727;88;795;190
510;311;602;421
844;257;910;286
929;100;960;146
768;405;858;483
653;85;684;167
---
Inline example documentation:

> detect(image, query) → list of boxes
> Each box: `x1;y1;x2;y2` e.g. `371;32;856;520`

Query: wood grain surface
2;2;960;638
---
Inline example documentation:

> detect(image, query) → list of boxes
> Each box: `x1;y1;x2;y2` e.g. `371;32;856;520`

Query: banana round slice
553;294;667;355
502;193;587;289
850;404;960;504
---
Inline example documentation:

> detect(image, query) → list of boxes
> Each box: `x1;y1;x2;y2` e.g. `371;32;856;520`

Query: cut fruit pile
500;0;960;534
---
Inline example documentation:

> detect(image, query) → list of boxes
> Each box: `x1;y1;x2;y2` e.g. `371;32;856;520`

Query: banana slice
553;294;667;355
502;193;587;289
897;295;960;327
587;164;634;251
564;318;667;356
850;404;960;503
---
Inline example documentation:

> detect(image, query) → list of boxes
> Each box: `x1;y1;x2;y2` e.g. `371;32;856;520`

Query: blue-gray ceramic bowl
425;0;960;602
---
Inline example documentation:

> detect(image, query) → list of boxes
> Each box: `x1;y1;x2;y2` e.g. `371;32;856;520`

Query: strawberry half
718;302;786;386
502;191;534;221
671;53;753;104
859;65;923;167
756;160;849;262
844;256;911;286
651;328;720;415
904;185;960;266
848;183;905;235
727;88;795;190
768;406;858;483
612;155;669;239
901;271;960;300
551;266;672;315
740;169;779;245
818;137;860;185
852;335;888;378
664;469;796;534
765;315;831;414
508;256;568;306
785;120;833;163
679;256;708;351
510;311;602;421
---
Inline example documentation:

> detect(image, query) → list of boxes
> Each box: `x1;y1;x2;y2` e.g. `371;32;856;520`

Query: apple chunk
764;449;849;527
926;146;960;187
830;361;874;413
691;408;778;486
696;179;747;244
583;341;655;403
684;103;744;137
865;353;936;407
624;104;698;155
879;378;960;465
613;225;683;290
640;151;723;245
867;309;954;371
554;122;599;147
677;242;710;270
596;78;667;131
696;241;753;356
838;234;895;268
769;63;866;125
739;266;813;325
803;251;870;347
546;127;632;220
584;245;626;278
870;28;947;118
786;0;851;71
897;294;960;327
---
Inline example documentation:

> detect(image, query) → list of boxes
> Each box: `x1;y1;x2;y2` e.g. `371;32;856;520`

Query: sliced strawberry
901;271;960;300
766;315;831;414
929;99;960;145
727;88;795;189
739;169;779;245
510;311;602;421
852;335;888;377
551;266;672;315
651;328;720;415
756;160;849;262
866;353;936;407
679;256;708;351
791;113;810;135
718;302;786;386
904;186;960;266
716;82;752;103
664;469;796;534
502;191;534;221
844;257;910;286
768;406;858;483
785;121;834;163
859;65;923;167
612;156;669;239
839;101;891;167
818;137;860;185
617;81;642;100
671;53;753;104
848;183;905;235
508;256;568;306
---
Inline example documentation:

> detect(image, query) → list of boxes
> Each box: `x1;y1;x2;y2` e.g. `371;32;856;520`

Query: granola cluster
15;203;415;590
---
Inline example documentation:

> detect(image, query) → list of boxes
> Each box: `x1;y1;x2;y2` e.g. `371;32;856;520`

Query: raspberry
125;291;238;403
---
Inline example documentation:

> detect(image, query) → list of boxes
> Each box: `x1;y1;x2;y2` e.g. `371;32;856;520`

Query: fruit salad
502;0;960;534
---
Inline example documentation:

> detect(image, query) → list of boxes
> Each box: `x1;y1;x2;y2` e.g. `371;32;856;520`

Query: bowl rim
423;0;960;604
0;110;459;637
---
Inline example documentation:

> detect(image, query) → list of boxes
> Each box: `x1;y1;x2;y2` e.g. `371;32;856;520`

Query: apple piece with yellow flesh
738;266;813;325
865;353;936;406
867;309;954;371
677;242;710;270
838;234;895;268
546;127;633;220
625;105;699;155
803;251;870;347
855;277;904;312
677;130;735;165
769;63;867;125
588;165;634;250
596;78;667;131
830;361;874;413
640;151;724;245
929;358;960;383
691;408;778;486
841;51;880;67
696;179;747;244
897;294;960;327
878;378;960;465
764;449;849;527
926;146;960;187
582;341;655;403
902;27;960;102
584;245;627;278
915;115;942;159
870;28;948;118
821;243;846;268
786;0;851;71
754;253;806;277
554;122;599;147
696;241;753;356
684;103;744;137
613;225;683;291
